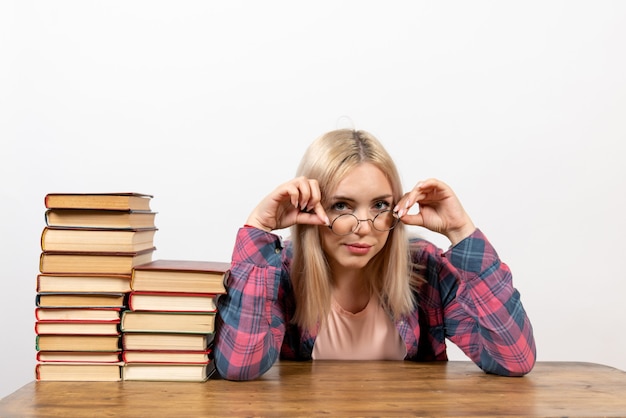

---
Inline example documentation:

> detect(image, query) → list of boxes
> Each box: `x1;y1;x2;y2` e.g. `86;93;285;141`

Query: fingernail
397;209;404;218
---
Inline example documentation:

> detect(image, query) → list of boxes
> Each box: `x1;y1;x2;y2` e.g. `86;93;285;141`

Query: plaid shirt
214;227;536;380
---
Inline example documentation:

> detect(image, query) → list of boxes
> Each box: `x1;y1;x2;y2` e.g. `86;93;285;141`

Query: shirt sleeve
423;229;536;376
213;226;287;380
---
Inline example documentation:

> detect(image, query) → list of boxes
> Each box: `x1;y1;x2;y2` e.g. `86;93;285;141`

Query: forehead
331;163;392;198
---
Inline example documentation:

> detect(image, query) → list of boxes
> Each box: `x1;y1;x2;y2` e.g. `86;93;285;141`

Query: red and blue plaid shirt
214;227;536;380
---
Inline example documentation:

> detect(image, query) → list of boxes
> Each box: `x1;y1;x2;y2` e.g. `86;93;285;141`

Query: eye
372;200;392;212
329;201;351;213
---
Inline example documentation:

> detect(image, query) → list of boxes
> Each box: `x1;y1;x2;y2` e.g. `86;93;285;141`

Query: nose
353;210;373;234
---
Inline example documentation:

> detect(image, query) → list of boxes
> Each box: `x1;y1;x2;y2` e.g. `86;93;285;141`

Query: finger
399;212;425;228
296;209;329;226
281;182;303;209
294;177;312;210
302;179;321;212
311;201;330;226
394;189;426;218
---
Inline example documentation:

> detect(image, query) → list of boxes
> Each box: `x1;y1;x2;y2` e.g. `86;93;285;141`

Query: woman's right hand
245;177;330;232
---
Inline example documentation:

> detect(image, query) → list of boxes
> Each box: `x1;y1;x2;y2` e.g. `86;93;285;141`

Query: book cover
36;363;122;381
122;362;216;382
39;247;155;275
131;259;230;294
45;209;157;229
122;349;212;364
36;335;121;351
127;291;218;312
36;351;121;363
35;320;121;335
120;311;216;334
35;307;122;321
41;227;157;252
121;333;214;351
36;293;126;308
44;192;153;211
37;274;132;293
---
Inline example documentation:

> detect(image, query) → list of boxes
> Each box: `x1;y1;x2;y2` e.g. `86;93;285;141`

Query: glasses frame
327;210;400;236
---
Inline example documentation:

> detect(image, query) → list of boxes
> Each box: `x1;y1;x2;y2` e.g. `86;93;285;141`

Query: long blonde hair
290;129;418;331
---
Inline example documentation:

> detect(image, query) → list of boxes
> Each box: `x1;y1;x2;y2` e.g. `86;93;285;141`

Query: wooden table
1;361;626;417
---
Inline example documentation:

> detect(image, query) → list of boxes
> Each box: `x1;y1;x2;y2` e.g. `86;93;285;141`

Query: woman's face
320;162;394;275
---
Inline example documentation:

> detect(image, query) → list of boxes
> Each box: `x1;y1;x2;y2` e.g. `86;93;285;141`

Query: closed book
121;311;216;334
36;335;121;351
35;307;122;322
37;274;132;293
128;291;218;312
35;320;120;335
41;227;157;252
36;363;122;381
122;362;216;382
123;349;212;364
39;248;155;275
36;293;126;308
45;209;157;229
45;192;152;211
122;333;214;351
131;259;230;294
37;351;121;363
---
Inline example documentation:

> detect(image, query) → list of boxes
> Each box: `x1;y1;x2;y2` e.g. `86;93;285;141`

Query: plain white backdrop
2;1;625;399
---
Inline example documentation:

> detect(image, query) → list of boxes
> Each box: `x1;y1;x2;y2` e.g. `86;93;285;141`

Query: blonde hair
290;129;418;331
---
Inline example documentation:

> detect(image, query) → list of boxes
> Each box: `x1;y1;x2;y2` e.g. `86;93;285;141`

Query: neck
331;270;371;314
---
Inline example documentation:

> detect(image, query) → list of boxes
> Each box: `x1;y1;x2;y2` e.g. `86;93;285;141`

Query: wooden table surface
1;361;626;417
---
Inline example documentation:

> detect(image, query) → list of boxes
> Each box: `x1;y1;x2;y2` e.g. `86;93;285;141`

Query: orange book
41;227;157;253
44;192;152;211
39;248;155;275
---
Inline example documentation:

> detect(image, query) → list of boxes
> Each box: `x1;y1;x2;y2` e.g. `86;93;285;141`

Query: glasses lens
373;210;398;231
330;214;359;235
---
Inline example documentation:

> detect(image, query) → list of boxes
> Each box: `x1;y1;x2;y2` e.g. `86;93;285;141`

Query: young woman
214;129;536;380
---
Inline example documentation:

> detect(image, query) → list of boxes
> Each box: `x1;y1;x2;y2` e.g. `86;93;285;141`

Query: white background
2;1;625;399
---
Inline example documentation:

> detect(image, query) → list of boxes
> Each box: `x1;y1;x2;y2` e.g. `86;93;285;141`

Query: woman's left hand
394;178;476;246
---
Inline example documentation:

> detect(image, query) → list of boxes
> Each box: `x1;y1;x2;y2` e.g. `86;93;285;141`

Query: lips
344;243;372;255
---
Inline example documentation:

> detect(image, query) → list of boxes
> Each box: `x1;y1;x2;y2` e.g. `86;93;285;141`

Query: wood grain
1;361;626;417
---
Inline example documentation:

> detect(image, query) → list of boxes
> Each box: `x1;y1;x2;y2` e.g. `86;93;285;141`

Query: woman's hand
245;177;330;232
394;178;476;246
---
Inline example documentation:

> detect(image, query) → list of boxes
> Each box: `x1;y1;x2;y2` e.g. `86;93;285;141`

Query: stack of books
35;193;157;381
121;260;229;382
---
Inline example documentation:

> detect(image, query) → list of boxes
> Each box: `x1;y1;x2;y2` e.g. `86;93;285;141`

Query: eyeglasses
328;210;399;236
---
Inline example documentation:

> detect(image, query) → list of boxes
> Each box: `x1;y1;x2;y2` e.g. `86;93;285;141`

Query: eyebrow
330;194;394;203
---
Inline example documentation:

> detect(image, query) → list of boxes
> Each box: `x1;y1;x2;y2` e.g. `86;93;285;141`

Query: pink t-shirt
312;294;407;360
